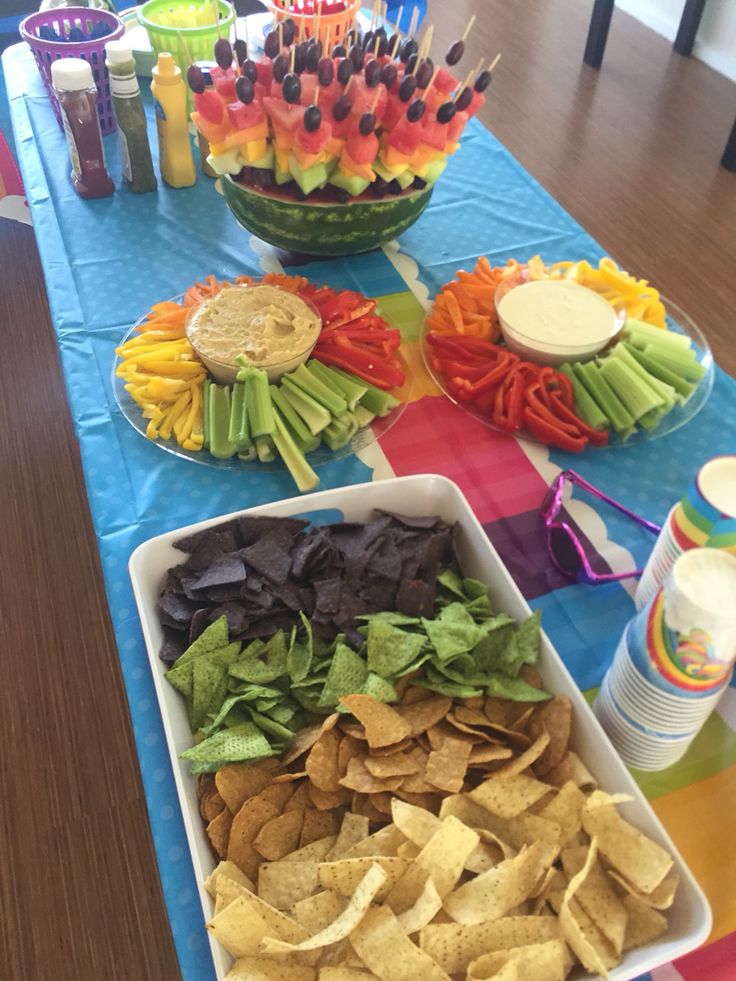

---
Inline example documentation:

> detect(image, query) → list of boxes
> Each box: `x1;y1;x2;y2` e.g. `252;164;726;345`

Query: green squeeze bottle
105;39;157;193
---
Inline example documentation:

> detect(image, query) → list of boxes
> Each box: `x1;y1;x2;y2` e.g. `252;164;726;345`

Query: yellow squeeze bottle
150;52;196;188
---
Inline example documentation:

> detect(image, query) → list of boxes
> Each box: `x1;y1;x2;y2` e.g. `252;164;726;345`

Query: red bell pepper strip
523;407;588;453
505;369;525;431
454;352;518;397
524;382;583;437
555;371;574;409
425;333;502;358
549;391;609;446
439;360;496;381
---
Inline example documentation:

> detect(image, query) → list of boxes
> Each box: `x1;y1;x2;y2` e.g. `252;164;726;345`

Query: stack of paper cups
595;548;736;771
635;455;736;609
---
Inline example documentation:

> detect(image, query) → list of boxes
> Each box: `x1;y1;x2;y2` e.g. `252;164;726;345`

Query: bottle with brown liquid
51;58;114;199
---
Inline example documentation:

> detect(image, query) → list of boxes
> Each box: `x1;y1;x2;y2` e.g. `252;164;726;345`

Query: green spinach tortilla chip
366;619;427;678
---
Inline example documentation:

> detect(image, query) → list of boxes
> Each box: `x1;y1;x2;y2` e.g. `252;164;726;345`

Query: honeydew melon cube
288;156;330;194
206;148;245;175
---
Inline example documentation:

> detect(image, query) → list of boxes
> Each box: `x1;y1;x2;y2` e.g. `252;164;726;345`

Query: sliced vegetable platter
112;274;410;489
422;256;714;452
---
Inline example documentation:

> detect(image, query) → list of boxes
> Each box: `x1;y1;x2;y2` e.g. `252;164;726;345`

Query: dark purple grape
388;178;402;194
349;44;364;72
413;176;427;189
305;41;322;72
387;32;401;57
405;52;418;75
293;42;308;74
317;57;334;86
272;52;289;83
446;39;464;66
241;165;255;184
375;35;388;57
264;30;280;59
282;72;301;104
335;187;351;203
332;94;352;121
282;17;296;45
332;43;346;57
253;167;275;189
233;39;247;66
455;86;473;111
235;75;254;104
241;59;258;82
436;101;457;124
364;59;381;88
304;105;322;131
344;28;360;46
406;98;425;122
362;30;374;51
380;63;398;89
359;111;376;135
475;69;491;92
398;74;417;102
416;57;433;88
371;178;388;198
400;38;417;63
214;37;233;70
374;27;387;42
186;64;206;93
337;57;353;86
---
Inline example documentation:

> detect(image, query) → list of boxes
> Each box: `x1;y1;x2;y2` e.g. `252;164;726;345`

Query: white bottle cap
105;39;134;65
50;57;94;91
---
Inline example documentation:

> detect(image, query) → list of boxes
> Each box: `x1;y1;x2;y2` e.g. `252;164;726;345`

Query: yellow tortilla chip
443;840;558;926
607;868;680;910
466;939;569;981
386;817;480;913
558;838;613;978
318;969;375;979
439;794;560;852
319;857;408;902
257;861;320;909
204;860;254;898
396;877;443;934
326;812;371;861
293;890;349;934
341;824;406;859
261;864;387;954
207;896;272;957
225;957;315;980
621;893;669;950
536;780;586;847
283;836;337;863
469;775;552;819
417;916;562;975
339;695;412;748
349;905;451;981
582;794;673;894
391;798;442;847
561;845;628;955
216;874;253;913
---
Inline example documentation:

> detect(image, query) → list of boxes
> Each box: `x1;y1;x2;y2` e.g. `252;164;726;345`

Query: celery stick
327;366;400;417
624;318;692;351
623;343;695;402
353;404;376;428
607;343;675;410
269;385;320;453
335;410;359;442
281;377;332;434
202;378;211;450
598;357;663;421
643;346;706;383
255;434;276;463
236;360;275;437
639;405;668;430
228;380;251;450
559;363;609;432
287;362;348;417
308;359;367;409
271;406;320;494
574;362;635;440
209;385;237;459
322;417;352;451
237;446;257;462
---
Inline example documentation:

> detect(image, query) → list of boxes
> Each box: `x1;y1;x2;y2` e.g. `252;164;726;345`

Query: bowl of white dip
495;274;624;366
185;284;322;384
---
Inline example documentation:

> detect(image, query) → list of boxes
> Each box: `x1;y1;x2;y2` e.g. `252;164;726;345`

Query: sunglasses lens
549;526;583;575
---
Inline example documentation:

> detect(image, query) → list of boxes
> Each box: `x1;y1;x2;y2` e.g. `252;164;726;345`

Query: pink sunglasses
540;470;661;584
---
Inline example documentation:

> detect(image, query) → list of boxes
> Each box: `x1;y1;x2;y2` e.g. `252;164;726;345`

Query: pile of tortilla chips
205;779;678;980
197;687;573;879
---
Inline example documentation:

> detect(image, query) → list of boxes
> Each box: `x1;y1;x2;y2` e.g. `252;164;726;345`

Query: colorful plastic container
137;0;235;84
20;7;125;135
265;0;361;48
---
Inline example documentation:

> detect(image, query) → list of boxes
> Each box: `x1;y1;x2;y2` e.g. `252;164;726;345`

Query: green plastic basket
137;0;235;80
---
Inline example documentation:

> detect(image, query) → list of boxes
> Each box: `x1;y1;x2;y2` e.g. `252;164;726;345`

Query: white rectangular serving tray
129;474;712;980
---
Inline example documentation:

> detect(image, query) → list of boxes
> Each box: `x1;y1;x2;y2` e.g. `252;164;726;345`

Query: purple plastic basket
20;7;125;135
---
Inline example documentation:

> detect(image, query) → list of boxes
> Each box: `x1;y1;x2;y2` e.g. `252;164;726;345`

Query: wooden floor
0;2;734;978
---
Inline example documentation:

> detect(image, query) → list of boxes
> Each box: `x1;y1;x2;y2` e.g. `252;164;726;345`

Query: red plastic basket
20;7;125;135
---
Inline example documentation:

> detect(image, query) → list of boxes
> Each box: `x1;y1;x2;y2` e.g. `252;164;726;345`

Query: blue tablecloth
4;40;736;979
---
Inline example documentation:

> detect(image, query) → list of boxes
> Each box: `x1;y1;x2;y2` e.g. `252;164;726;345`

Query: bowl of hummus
185;284;322;384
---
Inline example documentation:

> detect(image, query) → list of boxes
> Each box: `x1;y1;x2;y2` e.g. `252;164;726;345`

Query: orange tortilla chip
306;728;343;793
365;753;420;778
281;714;339;765
468;744;513;763
492;731;551;778
228;796;280;879
529;696;572;775
253;809;305;861
337;734;364;774
339;756;404;794
201;787;227;823
309;784;353;811
339;695;412;749
395;696;453;736
285;782;313;812
301;807;343;846
425;736;472;793
216;763;273;814
208;806;234;859
545;751;597;790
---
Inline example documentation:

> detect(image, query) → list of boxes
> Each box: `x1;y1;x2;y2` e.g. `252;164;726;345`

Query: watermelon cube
226;100;266;130
466;90;486;118
381;95;406;132
255;57;273;88
193;89;225;124
345;131;379;166
295;119;333;156
387;115;423;156
350;79;388;120
263;97;305;132
421;113;449;151
448;110;469;143
434;68;460;95
299;74;319;107
211;67;237;103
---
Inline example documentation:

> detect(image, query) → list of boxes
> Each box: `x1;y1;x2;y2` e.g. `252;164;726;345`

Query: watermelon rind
222;178;433;256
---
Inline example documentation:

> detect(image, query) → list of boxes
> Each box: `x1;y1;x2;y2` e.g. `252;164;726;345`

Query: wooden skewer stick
373;34;381;58
370;86;381;112
344;73;355;94
418;23;433;63
407;5;418;39
324;24;331;53
390;32;401;58
212;2;222;39
460;14;476;43
177;30;195;67
487;52;502;74
370;0;378;32
278;20;283;50
452;66;475;102
423;63;440;92
394;4;403;34
314;0;321;43
290;42;296;72
299;14;305;42
470;56;484;82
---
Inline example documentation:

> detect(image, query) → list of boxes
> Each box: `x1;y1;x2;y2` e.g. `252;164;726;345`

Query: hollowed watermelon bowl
221;176;434;256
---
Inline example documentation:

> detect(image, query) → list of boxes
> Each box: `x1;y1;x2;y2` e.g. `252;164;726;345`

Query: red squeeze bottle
51;58;114;199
